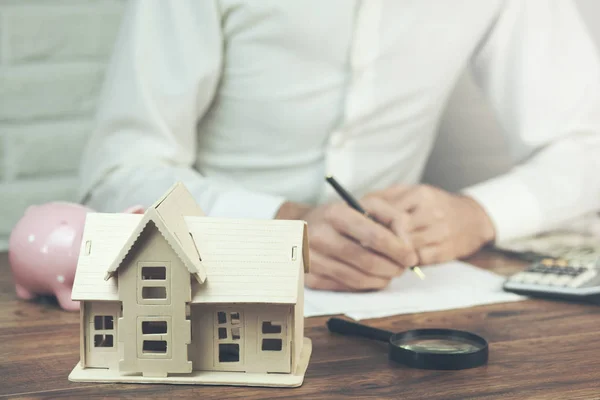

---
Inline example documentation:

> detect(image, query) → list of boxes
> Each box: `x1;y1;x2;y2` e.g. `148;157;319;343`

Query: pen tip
412;266;426;280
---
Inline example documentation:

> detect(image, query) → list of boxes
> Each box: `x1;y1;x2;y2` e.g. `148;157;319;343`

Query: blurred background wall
0;0;124;249
0;0;599;250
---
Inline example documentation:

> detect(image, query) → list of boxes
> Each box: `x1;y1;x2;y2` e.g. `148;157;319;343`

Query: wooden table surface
2;251;600;399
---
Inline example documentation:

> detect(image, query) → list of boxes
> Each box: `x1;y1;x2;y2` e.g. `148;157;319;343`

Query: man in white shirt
78;1;600;291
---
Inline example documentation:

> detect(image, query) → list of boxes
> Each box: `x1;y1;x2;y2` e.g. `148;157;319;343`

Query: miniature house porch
190;303;299;374
69;182;312;387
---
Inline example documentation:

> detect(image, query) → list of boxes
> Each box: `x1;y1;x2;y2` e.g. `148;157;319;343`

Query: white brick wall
1;3;123;63
0;0;125;249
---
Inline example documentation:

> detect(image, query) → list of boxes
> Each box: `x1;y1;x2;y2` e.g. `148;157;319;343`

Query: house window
141;286;167;299
261;320;283;352
141;266;166;280
262;338;282;351
215;311;243;363
262;321;281;334
143;340;167;354
137;317;172;358
91;315;115;349
219;343;239;362
137;262;171;305
232;327;241;340
94;315;114;330
142;321;167;334
94;334;114;347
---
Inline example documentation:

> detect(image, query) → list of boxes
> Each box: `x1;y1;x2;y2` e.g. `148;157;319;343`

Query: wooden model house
68;183;312;387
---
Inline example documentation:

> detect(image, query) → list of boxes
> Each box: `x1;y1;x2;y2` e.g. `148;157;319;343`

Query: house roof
71;190;309;304
104;182;207;283
71;213;142;301
187;216;309;304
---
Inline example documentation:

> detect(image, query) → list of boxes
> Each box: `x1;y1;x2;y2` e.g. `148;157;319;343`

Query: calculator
503;257;600;304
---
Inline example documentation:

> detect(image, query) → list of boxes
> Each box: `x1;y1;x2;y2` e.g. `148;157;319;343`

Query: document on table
303;261;526;320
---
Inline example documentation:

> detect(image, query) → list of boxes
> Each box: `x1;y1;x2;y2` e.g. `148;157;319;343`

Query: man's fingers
360;197;419;266
405;206;445;233
369;184;413;201
332;239;407;279
305;273;349;291
326;204;418;268
310;252;392;291
392;189;422;212
310;225;406;279
417;244;454;265
410;224;451;248
362;196;413;234
394;185;440;213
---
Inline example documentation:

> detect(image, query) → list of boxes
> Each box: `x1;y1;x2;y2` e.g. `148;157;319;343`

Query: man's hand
375;184;496;265
276;198;418;292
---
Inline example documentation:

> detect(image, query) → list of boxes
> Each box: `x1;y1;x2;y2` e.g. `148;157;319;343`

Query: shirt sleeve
77;0;286;218
462;0;600;243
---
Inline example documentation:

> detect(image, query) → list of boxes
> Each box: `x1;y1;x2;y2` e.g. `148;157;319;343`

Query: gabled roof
72;214;309;303
104;182;206;283
71;182;310;303
71;213;142;301
187;216;309;304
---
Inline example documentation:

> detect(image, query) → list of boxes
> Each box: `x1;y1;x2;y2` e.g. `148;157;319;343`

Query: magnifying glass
327;318;488;370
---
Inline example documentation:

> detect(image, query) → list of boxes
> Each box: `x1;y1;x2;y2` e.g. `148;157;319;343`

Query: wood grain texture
3;251;600;399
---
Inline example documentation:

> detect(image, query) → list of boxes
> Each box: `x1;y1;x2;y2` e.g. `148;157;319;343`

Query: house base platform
69;338;312;388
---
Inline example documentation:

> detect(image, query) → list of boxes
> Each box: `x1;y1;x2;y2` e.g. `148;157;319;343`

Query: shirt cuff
461;175;544;244
203;188;287;220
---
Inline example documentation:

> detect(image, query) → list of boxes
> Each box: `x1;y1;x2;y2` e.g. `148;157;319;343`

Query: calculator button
563;267;584;276
551;275;573;286
567;270;597;288
538;274;561;285
521;272;542;284
529;266;548;274
562;266;576;275
510;272;538;283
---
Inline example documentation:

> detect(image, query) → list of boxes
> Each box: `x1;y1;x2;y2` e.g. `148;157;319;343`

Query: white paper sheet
303;261;526;320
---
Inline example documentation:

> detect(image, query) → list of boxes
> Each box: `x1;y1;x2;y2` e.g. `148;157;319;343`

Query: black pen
325;175;425;279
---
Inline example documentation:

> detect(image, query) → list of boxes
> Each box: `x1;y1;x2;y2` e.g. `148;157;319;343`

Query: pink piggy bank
8;202;144;311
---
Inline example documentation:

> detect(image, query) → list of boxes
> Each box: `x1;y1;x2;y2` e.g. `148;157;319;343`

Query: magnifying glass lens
393;335;482;354
326;318;489;370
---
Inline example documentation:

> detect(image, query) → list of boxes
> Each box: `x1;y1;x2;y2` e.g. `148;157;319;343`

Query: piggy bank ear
123;205;145;214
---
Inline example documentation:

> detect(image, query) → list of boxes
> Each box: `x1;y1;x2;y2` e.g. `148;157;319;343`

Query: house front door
86;302;119;369
212;307;246;372
257;309;291;373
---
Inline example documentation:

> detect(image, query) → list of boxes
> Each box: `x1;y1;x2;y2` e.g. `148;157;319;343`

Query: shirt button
330;131;344;148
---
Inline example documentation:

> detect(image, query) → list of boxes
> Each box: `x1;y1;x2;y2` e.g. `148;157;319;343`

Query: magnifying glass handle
327;318;394;343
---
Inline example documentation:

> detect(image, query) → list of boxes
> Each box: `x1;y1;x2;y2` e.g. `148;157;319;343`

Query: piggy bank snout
9;201;142;312
8;201;91;311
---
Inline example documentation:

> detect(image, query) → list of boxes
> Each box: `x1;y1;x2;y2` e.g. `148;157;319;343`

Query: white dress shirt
78;0;600;243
